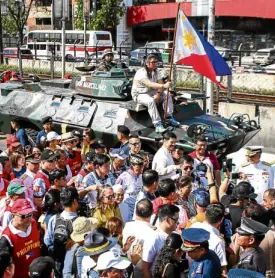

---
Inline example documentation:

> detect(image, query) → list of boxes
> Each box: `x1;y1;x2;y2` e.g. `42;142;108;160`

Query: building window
36;18;52;25
36;0;52;6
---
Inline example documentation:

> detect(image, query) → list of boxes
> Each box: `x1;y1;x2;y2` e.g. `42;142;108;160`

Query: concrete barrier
219;102;275;152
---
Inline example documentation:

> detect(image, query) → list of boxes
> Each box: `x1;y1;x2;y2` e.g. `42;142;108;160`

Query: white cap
0;163;3;175
112;184;124;193
46;131;61;142
97;250;131;271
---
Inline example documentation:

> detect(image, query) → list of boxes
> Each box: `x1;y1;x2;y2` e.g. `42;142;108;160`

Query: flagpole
163;3;181;122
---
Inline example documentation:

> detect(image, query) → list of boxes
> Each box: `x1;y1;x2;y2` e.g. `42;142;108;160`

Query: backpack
53;213;77;262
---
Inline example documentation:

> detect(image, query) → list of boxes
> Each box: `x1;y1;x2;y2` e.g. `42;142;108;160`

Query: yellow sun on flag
183;30;197;49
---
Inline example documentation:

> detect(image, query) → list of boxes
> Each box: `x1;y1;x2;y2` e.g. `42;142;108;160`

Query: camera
196;162;207;173
222;158;234;172
230;172;240;180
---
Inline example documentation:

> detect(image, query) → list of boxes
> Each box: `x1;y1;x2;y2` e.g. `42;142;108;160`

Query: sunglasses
115;193;124;198
183;166;193;170
104;194;115;200
149;61;157;64
130;142;141;146
15;212;33;219
132;163;144;167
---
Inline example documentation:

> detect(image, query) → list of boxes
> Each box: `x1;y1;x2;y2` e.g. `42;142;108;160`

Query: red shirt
189;151;220;171
2;219;40;278
67;151;82;176
0;178;9;200
33;171;51;192
152;197;174;215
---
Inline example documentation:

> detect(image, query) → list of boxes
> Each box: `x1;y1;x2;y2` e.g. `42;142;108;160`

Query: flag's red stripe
176;54;226;88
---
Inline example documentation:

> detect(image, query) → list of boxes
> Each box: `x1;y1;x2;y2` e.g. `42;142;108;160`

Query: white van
253;48;275;65
145;41;173;53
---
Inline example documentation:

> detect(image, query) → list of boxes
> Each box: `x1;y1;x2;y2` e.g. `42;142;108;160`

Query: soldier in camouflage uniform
97;49;116;72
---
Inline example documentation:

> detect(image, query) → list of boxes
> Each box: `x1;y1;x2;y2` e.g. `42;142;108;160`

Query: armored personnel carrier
0;68;260;157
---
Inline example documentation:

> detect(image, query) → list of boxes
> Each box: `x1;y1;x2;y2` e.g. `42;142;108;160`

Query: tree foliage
88;0;125;30
3;0;34;44
2;14;18;35
73;0;84;30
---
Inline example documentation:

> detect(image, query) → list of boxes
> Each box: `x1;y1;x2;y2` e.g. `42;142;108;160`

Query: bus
23;30;113;58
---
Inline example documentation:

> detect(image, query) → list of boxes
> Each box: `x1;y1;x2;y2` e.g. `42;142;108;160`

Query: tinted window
96;34;110;40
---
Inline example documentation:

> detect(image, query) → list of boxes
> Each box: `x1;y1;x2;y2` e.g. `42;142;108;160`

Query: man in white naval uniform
237;146;274;204
20;153;41;202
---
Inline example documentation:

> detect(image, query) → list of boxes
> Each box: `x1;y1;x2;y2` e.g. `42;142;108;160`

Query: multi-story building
123;0;275;50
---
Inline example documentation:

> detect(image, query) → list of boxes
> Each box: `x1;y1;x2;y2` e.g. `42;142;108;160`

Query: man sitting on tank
131;54;180;133
97;49;116;72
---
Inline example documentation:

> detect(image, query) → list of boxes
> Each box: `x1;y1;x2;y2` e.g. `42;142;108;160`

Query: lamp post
14;0;23;77
0;1;3;64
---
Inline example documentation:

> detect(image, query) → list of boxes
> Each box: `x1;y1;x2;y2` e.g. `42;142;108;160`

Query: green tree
2;14;18;35
73;0;84;30
4;0;34;45
88;0;125;31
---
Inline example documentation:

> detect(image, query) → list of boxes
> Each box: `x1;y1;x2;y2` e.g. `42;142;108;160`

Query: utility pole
83;0;88;65
206;0;215;114
0;2;3;64
61;0;66;78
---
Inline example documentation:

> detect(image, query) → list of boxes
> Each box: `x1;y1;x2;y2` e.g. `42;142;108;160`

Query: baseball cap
193;189;210;207
110;149;128;160
91;139;106;149
130;154;144;165
29;256;55;278
97;250;131;271
46;131;61;142
7;180;26;196
41;116;53;125
41;149;58;162
6;134;21;147
10;199;35;215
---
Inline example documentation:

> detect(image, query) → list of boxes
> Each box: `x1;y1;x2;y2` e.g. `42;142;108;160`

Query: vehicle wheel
25;128;38;147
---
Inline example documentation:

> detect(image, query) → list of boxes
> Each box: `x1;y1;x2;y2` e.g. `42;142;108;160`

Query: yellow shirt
92;205;122;227
185;212;206;229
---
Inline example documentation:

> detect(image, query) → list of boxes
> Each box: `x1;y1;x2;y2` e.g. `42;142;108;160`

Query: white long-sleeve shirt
152;146;177;180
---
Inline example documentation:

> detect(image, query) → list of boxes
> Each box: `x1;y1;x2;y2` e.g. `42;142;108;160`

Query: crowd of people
0;115;275;278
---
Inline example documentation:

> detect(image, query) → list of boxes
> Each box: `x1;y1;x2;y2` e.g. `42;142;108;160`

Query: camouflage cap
102;49;113;59
130;154;144;165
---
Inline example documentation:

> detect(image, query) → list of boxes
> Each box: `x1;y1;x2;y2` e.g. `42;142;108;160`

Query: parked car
129;48;163;67
3;47;33;59
65;54;85;62
253;48;275;65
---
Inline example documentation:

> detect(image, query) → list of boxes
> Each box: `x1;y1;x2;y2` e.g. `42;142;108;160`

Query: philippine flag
173;9;232;88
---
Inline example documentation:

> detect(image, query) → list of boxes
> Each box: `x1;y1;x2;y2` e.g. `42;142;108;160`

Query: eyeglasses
15;212;33;219
149;61;157;64
183;166;193;170
104;194;115;200
130;142;141;146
